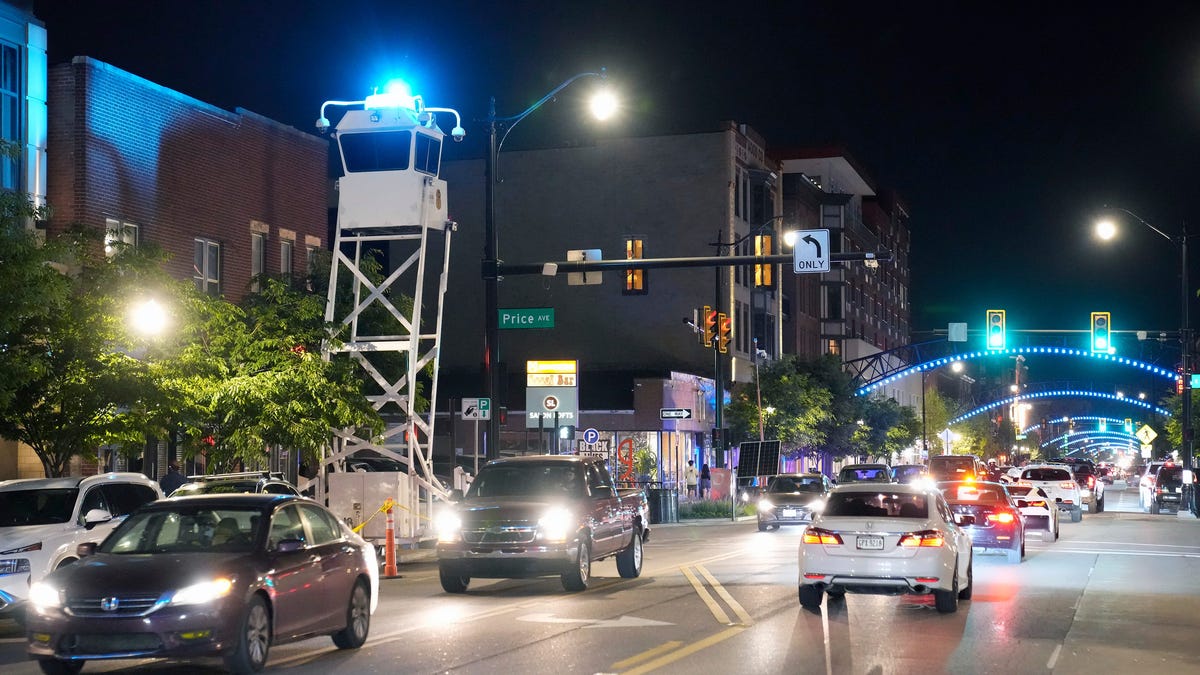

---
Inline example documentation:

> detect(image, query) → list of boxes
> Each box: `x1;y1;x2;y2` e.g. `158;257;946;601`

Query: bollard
383;499;399;578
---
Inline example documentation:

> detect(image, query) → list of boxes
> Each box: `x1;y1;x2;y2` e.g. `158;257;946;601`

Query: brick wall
46;56;328;304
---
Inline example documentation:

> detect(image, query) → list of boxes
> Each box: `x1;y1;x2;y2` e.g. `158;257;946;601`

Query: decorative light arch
1041;431;1138;449
948;390;1171;425
1023;416;1132;435
856;346;1179;397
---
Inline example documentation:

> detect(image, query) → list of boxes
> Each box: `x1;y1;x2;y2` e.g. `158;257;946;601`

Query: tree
854;396;920;460
725;354;832;456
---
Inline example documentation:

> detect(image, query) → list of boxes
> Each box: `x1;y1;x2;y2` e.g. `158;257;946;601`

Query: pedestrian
700;463;711;499
685;460;699;500
159;462;186;496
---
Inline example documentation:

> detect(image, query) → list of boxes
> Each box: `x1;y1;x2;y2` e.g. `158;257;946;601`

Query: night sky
31;1;1200;398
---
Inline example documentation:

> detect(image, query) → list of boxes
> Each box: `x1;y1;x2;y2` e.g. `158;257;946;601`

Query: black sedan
26;494;378;674
938;480;1025;563
756;473;830;531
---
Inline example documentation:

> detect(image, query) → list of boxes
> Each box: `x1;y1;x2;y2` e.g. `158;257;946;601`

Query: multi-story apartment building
1;55;328;480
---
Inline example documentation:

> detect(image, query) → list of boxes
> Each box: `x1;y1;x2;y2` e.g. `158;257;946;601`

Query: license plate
782;509;798;518
856;536;884;550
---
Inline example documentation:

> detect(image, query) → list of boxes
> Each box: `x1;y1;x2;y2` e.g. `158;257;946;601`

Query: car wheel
1150;500;1160;515
798;584;823;609
331;580;370;649
826;588;846;601
958;556;973;600
616;531;643;579
757;521;768;532
439;565;470;593
933;566;959;613
36;659;84;675
561;540;591;592
1070;506;1082;523
1095;494;1105;513
224;595;271;674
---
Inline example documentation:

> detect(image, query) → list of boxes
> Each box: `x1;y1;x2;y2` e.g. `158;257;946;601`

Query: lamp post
753;338;768;441
1095;207;1193;512
482;71;614;460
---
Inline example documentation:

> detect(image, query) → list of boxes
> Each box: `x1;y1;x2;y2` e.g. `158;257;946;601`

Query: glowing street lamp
129;299;167;336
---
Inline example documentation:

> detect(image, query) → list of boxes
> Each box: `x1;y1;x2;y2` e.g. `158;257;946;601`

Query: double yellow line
612;564;752;674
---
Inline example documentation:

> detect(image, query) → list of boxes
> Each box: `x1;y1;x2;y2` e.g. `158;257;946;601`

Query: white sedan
797;483;975;613
1005;483;1059;540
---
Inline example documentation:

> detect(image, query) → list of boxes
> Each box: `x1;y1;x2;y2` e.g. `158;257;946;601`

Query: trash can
646;488;679;524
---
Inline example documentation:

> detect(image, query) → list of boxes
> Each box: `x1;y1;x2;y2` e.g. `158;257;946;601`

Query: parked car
1147;463;1188;514
1138;461;1170;511
836;463;892;484
928;454;988;482
169;471;301;498
1005;483;1059;540
938;480;1025;563
435;455;649;593
756;473;831;531
26;493;378;674
0;473;162;625
1016;465;1084;522
797;483;975;613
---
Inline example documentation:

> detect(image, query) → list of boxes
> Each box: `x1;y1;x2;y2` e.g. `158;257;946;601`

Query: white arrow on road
517;612;673;628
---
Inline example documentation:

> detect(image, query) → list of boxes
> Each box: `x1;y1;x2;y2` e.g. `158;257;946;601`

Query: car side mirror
82;508;113;529
448;488;464;502
954;513;975;526
276;538;304;553
76;542;97;558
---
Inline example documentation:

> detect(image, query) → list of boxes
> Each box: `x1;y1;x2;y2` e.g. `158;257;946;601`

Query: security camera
315;117;330;133
451;126;466;142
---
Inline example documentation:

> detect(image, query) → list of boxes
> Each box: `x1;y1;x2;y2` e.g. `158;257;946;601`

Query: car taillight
1156;486;1164;494
898;530;945;547
1087;475;1096;488
802;527;843;545
987;510;1016;524
1029;501;1046;508
1060;481;1077;490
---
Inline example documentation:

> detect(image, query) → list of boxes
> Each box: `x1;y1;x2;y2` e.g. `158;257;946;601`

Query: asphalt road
2;481;1198;674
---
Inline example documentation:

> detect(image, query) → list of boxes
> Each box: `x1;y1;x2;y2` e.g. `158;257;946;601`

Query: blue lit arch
948;390;1171;426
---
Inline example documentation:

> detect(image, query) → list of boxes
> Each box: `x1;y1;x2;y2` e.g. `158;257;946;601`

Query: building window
193;238;220;296
104;218;138;257
754;234;773;288
0;41;18;191
413;133;441;175
624;237;647;295
306;246;319;290
280;239;293;277
250;232;265;291
826;339;840;356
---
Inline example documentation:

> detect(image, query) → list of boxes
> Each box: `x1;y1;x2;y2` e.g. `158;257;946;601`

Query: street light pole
754;338;765;441
481;71;610;460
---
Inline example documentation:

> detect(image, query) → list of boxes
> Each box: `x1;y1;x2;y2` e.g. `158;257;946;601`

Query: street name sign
499;308;555;329
793;229;830;274
660;408;693;420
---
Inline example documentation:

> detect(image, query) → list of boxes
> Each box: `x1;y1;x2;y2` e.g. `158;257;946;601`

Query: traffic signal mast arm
485;250;892;278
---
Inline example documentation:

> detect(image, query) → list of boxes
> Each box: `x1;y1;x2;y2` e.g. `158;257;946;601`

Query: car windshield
940;483;1007;504
1159;467;1183;485
838;467;889;482
929;457;977;479
767;477;823;493
1023;468;1071;482
101;506;263;554
824;491;928;518
468;464;585;498
893;466;927;481
171;481;260;496
0;488;78;526
1006;485;1032;497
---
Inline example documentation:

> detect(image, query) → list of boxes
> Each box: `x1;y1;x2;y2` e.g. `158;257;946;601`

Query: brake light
1029;501;1046;508
898;530;945;547
987;510;1016;524
915;577;940;584
1087;475;1096;489
802;527;843;545
1060;482;1077;490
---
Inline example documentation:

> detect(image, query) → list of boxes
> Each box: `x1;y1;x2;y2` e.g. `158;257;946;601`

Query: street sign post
792;229;830;273
461;397;492;474
660;408;693;420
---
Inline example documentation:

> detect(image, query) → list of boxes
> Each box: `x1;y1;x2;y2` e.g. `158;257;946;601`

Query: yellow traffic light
703;306;716;348
718;312;732;354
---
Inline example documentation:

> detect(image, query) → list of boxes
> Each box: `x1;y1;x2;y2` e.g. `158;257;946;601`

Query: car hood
456;498;578;525
762;492;824;507
47;552;256;596
0;523;74;553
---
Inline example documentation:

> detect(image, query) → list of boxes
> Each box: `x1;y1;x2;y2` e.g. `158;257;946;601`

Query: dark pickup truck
435;455;650;593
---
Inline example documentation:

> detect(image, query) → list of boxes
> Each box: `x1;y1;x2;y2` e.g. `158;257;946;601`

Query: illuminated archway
948;390;1171;425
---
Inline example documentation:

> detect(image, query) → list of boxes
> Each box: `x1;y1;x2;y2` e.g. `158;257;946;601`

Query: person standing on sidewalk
700;463;711;499
685;460;699;500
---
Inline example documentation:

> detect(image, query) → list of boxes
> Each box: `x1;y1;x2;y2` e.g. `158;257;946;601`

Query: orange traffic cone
383;499;399;578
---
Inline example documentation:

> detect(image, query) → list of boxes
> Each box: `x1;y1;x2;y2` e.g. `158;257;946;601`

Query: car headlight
170;578;233;606
757;498;774;511
537;507;574;543
29;581;62;610
435;511;463;543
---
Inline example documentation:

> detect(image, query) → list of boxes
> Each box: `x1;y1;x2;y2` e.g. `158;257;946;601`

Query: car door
585;463;622;556
266;504;324;640
297;503;358;631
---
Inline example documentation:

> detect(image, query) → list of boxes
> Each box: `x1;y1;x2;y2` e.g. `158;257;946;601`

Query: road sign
1136;424;1158;445
461;397;491;421
660;408;692;420
582;428;600;444
499;308;555;329
792;229;830;273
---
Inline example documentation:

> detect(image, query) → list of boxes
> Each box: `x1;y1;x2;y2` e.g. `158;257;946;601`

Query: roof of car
840;463;889;469
0;472;156;492
156;493;301;508
830;482;930;495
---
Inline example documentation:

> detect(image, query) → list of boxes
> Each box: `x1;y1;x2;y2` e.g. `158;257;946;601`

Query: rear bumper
799;574;949;596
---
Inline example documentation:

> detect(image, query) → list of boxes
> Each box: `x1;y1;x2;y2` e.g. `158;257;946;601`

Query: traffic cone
383;500;399;578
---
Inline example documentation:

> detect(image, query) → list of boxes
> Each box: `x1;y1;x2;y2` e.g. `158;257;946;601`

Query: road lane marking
821;599;833;675
694;564;753;626
1044;548;1200;558
618;626;745;675
681;565;732;624
610;640;685;670
518;612;673;628
1047;643;1062;669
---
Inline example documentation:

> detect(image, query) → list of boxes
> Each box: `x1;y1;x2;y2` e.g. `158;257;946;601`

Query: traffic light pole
1179;224;1194;514
713;257;725;469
